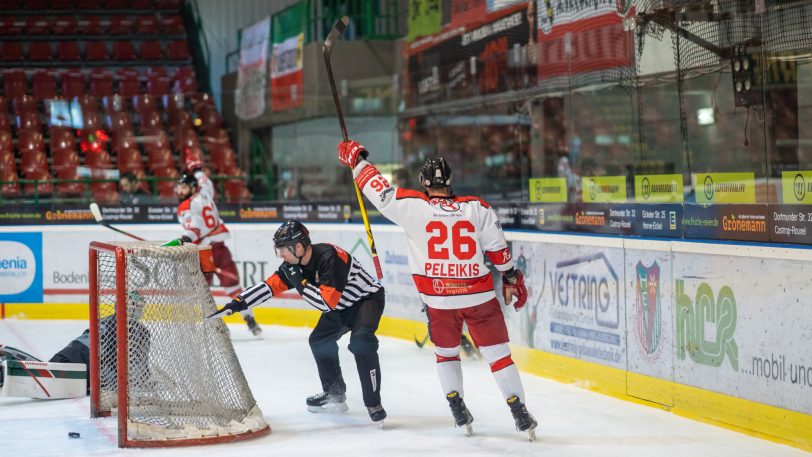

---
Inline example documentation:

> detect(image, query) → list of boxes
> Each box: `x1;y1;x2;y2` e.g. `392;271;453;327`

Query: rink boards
0;223;810;451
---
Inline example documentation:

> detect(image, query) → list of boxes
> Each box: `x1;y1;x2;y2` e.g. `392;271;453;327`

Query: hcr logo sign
676;279;739;371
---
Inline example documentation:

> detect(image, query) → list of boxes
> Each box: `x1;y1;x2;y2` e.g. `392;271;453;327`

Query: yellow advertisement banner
529;177;567;202
634;174;684;203
781;171;812;204
582;176;627;203
693;172;755;204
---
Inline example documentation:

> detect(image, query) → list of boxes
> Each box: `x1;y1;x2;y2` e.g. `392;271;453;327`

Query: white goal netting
90;241;269;447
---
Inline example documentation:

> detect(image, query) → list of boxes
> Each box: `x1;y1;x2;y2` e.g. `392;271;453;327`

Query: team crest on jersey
429;198;460;212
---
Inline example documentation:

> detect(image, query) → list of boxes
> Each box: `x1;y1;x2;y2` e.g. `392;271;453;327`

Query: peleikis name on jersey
424;262;480;277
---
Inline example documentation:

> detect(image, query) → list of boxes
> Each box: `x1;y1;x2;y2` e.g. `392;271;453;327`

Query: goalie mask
419;157;452;192
273;220;311;260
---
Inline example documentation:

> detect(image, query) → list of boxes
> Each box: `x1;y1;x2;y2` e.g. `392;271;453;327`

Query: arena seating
0;1;250;203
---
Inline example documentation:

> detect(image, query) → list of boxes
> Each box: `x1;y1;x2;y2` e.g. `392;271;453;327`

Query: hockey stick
323;16;384;280
89;202;145;241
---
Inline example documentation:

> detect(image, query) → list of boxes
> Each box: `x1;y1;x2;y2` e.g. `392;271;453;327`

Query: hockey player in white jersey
337;140;536;439
176;163;261;336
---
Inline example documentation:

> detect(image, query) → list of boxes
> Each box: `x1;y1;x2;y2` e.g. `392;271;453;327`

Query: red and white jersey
353;160;514;310
177;170;230;246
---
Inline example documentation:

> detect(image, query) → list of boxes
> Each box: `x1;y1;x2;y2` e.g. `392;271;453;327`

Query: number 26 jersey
353;160;515;310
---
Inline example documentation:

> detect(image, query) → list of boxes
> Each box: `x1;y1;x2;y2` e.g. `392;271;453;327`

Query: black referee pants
309;288;385;407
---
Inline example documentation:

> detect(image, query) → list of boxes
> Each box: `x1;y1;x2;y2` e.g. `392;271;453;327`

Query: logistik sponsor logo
722;214;766;232
431;279;470;295
635;261;662;356
676;280;738;371
548;253;619;329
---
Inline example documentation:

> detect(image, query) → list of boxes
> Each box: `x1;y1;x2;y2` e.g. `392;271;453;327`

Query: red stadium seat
117;148;144;172
77;16;104;35
23;168;53;197
19;129;45;155
107;16;134;35
202;127;229;145
172;67;196;93
90;182;119;202
139;41;164;61
51;16;78;35
161;15;185;34
209;145;236;173
89;70;114;98
61;71;85;99
117;69;141;97
33;70;57;100
55;168;86;197
142;128;169;152
0;111;10;133
50;127;76;152
223;167;251;202
156;0;183;10
84;147;113;169
76;0;99;9
20;150;48;175
50;0;74;10
105;0;128;8
0;17;23;36
85;41;109;61
130;0;154;9
153;166;178;198
0;42;24;62
0;1;19;10
135;15;159;35
1;163;20;199
112;41;137;61
53;148;80;173
173;128;198;153
132;94;157;116
0;130;12;151
3;70;27;99
147;75;169;97
21;0;48;9
140;110;162;131
0;148;13;168
169;110;191;131
197;108;223;131
77;94;100;116
107;110;132;132
147;66;167;77
57;41;82;62
29;42;53;62
112;129;137;152
27;16;51;35
147;146;173;170
168;40;190;61
17;111;42;132
81;111;104;132
13;95;37;114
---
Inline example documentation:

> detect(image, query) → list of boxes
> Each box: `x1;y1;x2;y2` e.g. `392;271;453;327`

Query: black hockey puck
68;432;80;439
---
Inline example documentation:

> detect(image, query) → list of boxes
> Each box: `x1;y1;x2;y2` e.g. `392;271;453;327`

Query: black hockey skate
367;404;387;428
446;391;474;436
244;315;262;336
306;391;348;413
507;395;537;441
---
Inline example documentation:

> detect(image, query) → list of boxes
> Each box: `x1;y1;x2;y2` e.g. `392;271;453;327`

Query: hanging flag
270;2;305;112
235;16;270;120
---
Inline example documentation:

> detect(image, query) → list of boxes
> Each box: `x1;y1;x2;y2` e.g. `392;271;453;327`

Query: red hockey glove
502;269;528;311
337;140;368;168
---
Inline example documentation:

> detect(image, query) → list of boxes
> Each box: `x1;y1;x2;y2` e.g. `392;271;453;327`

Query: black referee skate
367;404;387;428
306;391;348;413
446;391;473;436
244;315;262;336
507;395;537;441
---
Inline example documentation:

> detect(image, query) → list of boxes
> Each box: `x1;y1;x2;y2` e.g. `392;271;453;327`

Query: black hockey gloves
281;263;308;293
206;296;247;320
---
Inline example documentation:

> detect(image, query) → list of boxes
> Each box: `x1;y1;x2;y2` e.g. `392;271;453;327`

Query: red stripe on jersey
490;355;514;372
319;284;341;310
177;197;192;215
330;244;349;263
436;354;461;363
485;247;512;266
412;274;494;297
355;164;379;190
265;273;290;295
454;195;490;208
395;188;429;201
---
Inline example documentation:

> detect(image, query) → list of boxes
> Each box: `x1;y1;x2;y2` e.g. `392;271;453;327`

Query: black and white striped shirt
237;243;382;312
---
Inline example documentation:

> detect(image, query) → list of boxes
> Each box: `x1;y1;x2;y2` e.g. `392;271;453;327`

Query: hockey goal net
88;241;270;448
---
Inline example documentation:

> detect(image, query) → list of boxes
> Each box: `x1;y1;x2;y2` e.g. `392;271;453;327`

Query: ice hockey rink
0;319;807;457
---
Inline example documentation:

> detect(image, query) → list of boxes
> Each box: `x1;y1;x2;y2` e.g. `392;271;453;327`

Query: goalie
207;220;388;425
1;291;150;399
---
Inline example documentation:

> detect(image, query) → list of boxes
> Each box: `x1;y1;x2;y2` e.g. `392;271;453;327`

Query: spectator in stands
118;172;150;205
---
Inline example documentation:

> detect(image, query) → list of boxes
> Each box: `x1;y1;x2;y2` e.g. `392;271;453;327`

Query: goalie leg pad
0;360;87;399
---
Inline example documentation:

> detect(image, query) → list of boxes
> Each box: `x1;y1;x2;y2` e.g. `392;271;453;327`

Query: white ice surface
0;319;807;457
